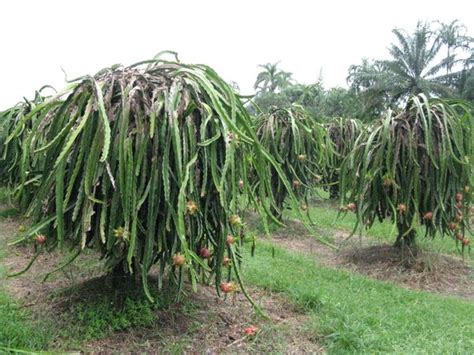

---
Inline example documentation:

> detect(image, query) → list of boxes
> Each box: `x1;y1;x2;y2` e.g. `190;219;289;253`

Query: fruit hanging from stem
226;234;235;246
199;247;212;259
292;180;302;188
423;211;433;221
220;282;237;293
222;256;232;267
172;253;186;267
35;234;46;245
398;204;407;214
448;222;458;231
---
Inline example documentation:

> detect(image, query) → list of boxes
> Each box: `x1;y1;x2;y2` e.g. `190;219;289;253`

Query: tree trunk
329;184;339;200
394;222;417;251
328;173;340;200
110;262;128;288
270;171;285;221
270;194;284;222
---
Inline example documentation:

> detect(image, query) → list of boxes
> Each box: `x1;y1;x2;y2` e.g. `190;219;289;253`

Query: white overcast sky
0;0;472;109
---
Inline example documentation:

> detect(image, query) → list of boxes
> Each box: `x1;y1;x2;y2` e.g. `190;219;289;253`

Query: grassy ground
0;292;51;352
0;194;473;353
242;242;473;353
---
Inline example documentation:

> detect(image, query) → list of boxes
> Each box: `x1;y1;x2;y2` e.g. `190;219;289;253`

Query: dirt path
268;218;473;300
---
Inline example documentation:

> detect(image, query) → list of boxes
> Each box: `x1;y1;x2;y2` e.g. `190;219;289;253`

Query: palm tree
437;20;472;75
347;58;391;117
457;52;474;101
348;22;456;109
383;22;453;101
254;62;293;93
436;21;473;98
347;58;389;93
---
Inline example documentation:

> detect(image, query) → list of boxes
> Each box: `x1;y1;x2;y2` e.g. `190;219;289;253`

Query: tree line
251;20;473;121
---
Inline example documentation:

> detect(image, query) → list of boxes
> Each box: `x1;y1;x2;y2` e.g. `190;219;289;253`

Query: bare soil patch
0;212;104;304
339;244;473;298
78;282;321;354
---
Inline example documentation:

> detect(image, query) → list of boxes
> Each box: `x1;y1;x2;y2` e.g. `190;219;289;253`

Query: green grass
0;208;19;218
0;259;51;351
56;286;158;345
0;187;9;201
0;292;51;352
242;242;474;353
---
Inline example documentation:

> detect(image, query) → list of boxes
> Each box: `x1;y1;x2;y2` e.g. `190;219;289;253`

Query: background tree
347;59;392;119
347;21;473;115
383;22;453;100
254;62;293;93
459;64;474;100
252;20;473;120
383;23;452;100
436;20;472;76
283;83;323;106
321;87;360;119
251;62;295;114
250;91;291;114
253;74;364;119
